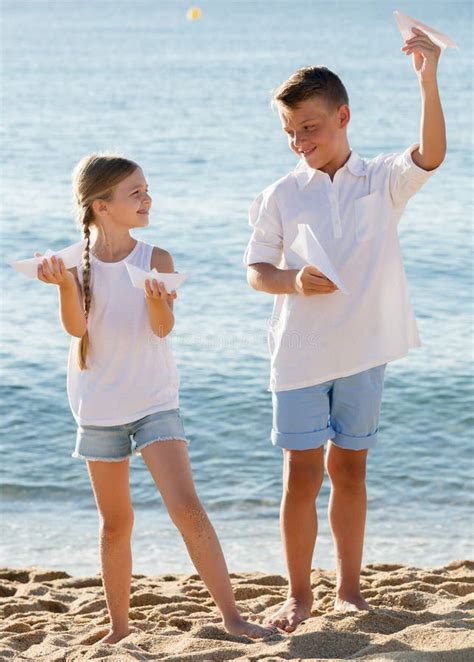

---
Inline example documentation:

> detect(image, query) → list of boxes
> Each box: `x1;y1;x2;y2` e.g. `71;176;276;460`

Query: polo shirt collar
294;149;367;190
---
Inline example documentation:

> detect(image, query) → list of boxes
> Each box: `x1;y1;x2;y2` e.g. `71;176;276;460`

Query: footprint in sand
1;622;33;634
0;582;17;597
373;573;418;588
176;601;212;614
1;631;47;653
130;592;176;607
53;576;103;589
75;628;111;646
438;581;474;597
181;586;211;598
237;574;288;587
29;571;71;583
168;616;192;631
233;586;281;600
70;598;107;615
2;598;69;617
390;591;437;611
192;624;253;643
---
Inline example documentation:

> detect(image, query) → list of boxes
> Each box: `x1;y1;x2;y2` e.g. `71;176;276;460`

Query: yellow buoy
186;7;202;21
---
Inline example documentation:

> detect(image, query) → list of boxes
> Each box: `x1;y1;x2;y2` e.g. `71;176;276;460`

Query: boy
244;29;445;632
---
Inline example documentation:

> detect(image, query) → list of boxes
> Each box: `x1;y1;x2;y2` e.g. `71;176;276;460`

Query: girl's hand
144;279;177;303
36;253;75;288
401;27;441;84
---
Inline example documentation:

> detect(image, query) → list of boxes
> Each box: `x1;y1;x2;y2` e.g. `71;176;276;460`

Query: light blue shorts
72;408;189;462
272;364;387;452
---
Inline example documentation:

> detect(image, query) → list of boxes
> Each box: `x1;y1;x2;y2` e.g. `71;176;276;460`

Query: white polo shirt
243;144;441;392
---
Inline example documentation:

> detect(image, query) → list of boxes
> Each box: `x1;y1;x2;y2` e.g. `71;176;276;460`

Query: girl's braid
77;206;93;370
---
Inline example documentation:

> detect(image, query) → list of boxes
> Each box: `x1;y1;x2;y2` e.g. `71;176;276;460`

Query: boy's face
278;97;350;171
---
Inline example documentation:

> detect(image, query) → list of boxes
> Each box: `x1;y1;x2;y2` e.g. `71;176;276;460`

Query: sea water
1;0;472;575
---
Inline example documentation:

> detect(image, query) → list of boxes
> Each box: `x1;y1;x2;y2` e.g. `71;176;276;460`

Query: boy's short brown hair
272;66;349;111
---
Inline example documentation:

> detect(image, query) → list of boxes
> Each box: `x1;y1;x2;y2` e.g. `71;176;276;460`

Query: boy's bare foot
224;616;279;639
266;595;313;633
97;628;130;644
334;593;371;612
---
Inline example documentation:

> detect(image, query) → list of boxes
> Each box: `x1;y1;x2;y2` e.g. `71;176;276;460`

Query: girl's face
98;168;152;230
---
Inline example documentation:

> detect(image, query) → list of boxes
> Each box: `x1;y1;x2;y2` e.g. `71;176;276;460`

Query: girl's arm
145;247;177;338
37;256;87;338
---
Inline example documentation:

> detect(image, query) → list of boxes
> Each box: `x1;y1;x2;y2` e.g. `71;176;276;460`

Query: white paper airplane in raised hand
394;10;459;53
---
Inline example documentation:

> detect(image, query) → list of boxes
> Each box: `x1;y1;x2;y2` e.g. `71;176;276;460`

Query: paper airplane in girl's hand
125;262;188;292
291;225;349;295
10;239;86;279
394;10;459;52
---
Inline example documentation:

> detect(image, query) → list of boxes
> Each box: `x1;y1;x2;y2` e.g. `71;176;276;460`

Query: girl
36;154;276;644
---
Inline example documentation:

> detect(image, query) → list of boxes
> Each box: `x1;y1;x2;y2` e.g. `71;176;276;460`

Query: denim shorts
272;364;387;452
72;408;189;462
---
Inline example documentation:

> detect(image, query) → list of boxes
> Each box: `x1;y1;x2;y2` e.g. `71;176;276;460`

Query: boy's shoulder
360;144;421;171
254;144;419;204
262;169;296;194
255;167;303;205
259;147;405;191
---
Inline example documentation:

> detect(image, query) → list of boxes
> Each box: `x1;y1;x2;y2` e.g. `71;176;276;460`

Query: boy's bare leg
326;441;371;611
87;459;133;644
266;447;324;632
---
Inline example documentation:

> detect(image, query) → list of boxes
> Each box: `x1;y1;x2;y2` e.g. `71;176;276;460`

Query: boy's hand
401;27;441;83
36;254;75;289
145;279;177;303
295;265;338;296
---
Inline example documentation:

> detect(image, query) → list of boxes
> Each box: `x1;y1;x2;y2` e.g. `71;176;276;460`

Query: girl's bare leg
141;440;277;639
87;459;134;643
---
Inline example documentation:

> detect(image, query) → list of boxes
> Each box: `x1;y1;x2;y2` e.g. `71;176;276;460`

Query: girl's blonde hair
72;154;139;370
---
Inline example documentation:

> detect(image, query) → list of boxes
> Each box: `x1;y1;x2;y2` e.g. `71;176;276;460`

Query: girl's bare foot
334;593;371;612
224;616;279;639
97;628;130;644
265;595;313;633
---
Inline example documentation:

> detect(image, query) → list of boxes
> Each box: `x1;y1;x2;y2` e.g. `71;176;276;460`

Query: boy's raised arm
402;27;446;171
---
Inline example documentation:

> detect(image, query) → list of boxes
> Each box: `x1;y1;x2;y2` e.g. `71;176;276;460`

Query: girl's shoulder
149;244;175;273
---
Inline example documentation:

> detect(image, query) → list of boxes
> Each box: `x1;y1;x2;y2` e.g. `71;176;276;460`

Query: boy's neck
315;145;352;182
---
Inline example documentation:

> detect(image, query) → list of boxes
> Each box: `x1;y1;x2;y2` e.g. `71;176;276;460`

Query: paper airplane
290;225;349;295
10;239;86;279
125;262;188;292
394;10;459;52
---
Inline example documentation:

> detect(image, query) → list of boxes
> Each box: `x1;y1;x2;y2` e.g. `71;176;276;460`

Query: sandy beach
0;561;472;661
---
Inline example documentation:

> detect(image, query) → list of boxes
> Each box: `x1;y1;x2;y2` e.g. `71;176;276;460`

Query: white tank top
67;240;180;426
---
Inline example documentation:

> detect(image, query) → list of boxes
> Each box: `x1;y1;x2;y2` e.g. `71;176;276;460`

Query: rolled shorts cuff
331;428;379;451
271;426;335;451
71;452;130;462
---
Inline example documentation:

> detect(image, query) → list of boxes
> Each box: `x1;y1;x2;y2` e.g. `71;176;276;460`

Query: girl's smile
94;168;152;230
